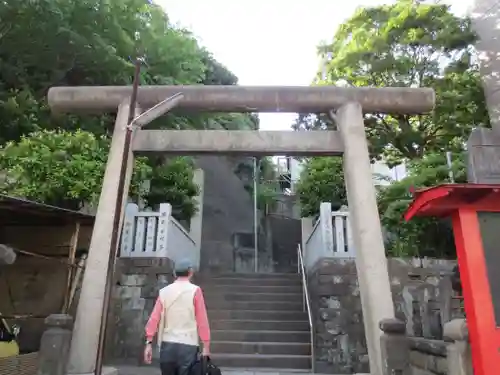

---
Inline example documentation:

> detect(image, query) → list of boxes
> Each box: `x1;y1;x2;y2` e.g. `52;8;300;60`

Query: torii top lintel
404;184;500;221
47;85;435;115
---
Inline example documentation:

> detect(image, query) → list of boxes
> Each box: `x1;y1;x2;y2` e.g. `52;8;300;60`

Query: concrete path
115;364;368;375
116;365;309;375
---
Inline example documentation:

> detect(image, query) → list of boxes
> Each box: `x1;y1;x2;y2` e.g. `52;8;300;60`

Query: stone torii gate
48;85;435;375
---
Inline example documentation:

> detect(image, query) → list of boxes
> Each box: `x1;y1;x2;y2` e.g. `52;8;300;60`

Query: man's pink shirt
144;278;211;345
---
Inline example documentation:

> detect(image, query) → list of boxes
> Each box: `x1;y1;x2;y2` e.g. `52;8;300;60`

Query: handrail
305;216;321;246
297;244;316;373
170;216;196;245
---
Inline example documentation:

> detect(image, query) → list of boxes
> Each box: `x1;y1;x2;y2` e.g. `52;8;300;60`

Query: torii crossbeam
48;85;434;114
47;84;435;375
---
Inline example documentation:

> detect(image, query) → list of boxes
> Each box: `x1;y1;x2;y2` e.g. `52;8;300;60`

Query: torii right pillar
404;184;500;375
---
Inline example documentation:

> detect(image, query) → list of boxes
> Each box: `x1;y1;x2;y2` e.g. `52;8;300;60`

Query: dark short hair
175;269;191;277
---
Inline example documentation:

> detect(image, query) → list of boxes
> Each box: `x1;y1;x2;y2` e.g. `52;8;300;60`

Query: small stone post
379;318;410;375
190;168;204;257
37;314;73;375
443;318;473;375
300;217;313;251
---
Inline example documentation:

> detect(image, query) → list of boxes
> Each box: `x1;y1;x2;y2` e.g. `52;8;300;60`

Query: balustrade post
37;314;73;375
443;318;473;375
319;202;334;256
379;318;411;375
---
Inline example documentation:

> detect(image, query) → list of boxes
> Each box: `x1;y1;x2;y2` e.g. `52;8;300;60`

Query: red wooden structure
404;184;500;375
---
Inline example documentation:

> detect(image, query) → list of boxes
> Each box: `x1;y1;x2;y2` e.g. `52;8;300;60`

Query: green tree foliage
296;153;464;257
0;130;151;210
295;158;346;217
0;0;206;140
293;0;489;166
293;0;489;258
0;0;257;216
257;158;281;212
146;157;199;221
237;157;282;212
377;152;465;258
201;51;238;86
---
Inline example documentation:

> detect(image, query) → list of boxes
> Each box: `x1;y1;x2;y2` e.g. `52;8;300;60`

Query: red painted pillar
452;208;500;375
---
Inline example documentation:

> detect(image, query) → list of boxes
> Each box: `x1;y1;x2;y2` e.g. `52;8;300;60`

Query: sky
157;0;474;131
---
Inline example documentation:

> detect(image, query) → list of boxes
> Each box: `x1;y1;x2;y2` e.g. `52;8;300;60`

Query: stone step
212;330;311;343
199;272;300;280
211;341;311;356
206;300;304;311
210;353;311;370
199;277;302;287
204;292;303;303
208;309;308;321
210;319;310;331
202;284;303;294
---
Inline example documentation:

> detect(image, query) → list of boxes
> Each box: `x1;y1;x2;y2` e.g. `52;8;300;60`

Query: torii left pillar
66;101;138;375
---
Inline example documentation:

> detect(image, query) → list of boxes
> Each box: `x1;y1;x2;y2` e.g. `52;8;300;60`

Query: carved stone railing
331;206;355;258
120;203;199;269
301;202;355;273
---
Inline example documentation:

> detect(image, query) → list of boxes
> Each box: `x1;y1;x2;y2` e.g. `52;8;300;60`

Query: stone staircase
198;272;311;370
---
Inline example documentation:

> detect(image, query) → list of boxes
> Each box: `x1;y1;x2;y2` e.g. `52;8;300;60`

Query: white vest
158;280;199;347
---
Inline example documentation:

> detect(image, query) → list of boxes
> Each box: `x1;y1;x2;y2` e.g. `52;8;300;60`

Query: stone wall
195;156;254;273
194;156;301;274
104;258;175;364
273;195;300;219
408;337;447;375
308;259;368;374
307;257;460;374
270;216;301;273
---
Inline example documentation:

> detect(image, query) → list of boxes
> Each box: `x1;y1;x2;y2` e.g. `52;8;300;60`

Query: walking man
144;259;211;375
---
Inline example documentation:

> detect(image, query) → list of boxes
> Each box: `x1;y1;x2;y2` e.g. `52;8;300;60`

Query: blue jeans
159;341;199;375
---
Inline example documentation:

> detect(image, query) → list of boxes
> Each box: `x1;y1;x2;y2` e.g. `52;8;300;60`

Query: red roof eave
404;184;500;222
404;185;451;221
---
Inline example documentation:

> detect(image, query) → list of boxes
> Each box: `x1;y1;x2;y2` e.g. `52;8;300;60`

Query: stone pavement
115;365;369;375
116;365;310;375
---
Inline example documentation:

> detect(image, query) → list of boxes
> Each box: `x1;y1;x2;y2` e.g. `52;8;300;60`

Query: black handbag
205;358;221;375
190;356;221;375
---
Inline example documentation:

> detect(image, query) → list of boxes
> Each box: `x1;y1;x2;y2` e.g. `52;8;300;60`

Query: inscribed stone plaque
477;212;500;327
467;128;500;183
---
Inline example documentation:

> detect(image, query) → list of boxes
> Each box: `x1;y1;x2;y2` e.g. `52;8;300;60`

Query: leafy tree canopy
146;157;199;221
0;0;258;216
377;151;465;258
292;0;490;258
296;152;464;257
0;129;151;211
257;158;282;212
295;157;346;218
293;0;489;166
